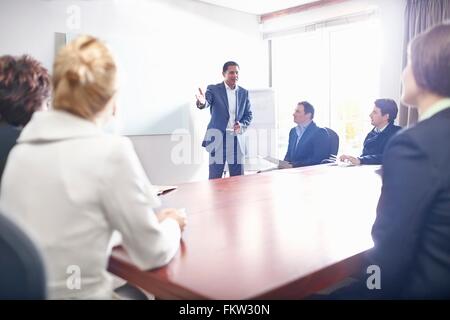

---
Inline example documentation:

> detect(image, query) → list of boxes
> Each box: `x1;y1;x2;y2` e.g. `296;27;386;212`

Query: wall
0;0;406;184
262;0;406;107
0;0;268;184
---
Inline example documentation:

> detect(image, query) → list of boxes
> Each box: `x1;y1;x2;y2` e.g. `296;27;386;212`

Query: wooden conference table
108;164;382;299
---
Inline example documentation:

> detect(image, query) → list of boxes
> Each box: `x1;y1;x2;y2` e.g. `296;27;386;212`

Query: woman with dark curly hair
0;55;50;180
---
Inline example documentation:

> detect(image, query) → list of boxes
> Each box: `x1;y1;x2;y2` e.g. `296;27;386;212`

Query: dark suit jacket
369;107;450;298
331;107;450;299
0;122;21;182
358;122;402;165
200;82;252;151
284;121;330;167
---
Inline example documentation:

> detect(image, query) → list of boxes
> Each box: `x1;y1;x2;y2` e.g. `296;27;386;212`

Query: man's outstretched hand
196;88;206;108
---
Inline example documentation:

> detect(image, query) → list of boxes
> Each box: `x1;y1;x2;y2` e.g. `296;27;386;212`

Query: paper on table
327;160;356;167
263;156;291;167
257;167;279;173
337;160;356;167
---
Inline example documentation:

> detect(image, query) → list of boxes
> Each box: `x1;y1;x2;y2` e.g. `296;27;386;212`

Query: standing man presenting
196;61;253;179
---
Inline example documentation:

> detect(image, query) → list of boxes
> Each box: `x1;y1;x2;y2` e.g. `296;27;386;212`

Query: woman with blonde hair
0;35;186;299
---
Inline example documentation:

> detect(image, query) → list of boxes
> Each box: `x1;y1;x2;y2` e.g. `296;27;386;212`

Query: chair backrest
325;127;339;156
0;212;46;299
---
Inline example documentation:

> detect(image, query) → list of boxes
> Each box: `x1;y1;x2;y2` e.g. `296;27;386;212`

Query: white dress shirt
0;110;181;299
294;120;312;149
375;123;388;133
224;82;238;131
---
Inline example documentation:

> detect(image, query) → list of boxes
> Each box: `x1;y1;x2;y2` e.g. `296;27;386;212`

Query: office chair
0;212;47;299
322;127;340;163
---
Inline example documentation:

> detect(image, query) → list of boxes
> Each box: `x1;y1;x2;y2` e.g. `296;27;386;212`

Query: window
271;17;382;158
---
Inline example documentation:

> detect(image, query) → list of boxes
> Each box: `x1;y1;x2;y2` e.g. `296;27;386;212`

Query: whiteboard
245;88;278;170
248;88;277;126
65;33;190;135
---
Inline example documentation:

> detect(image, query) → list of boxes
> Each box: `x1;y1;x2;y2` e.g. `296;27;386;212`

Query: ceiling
196;0;320;15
